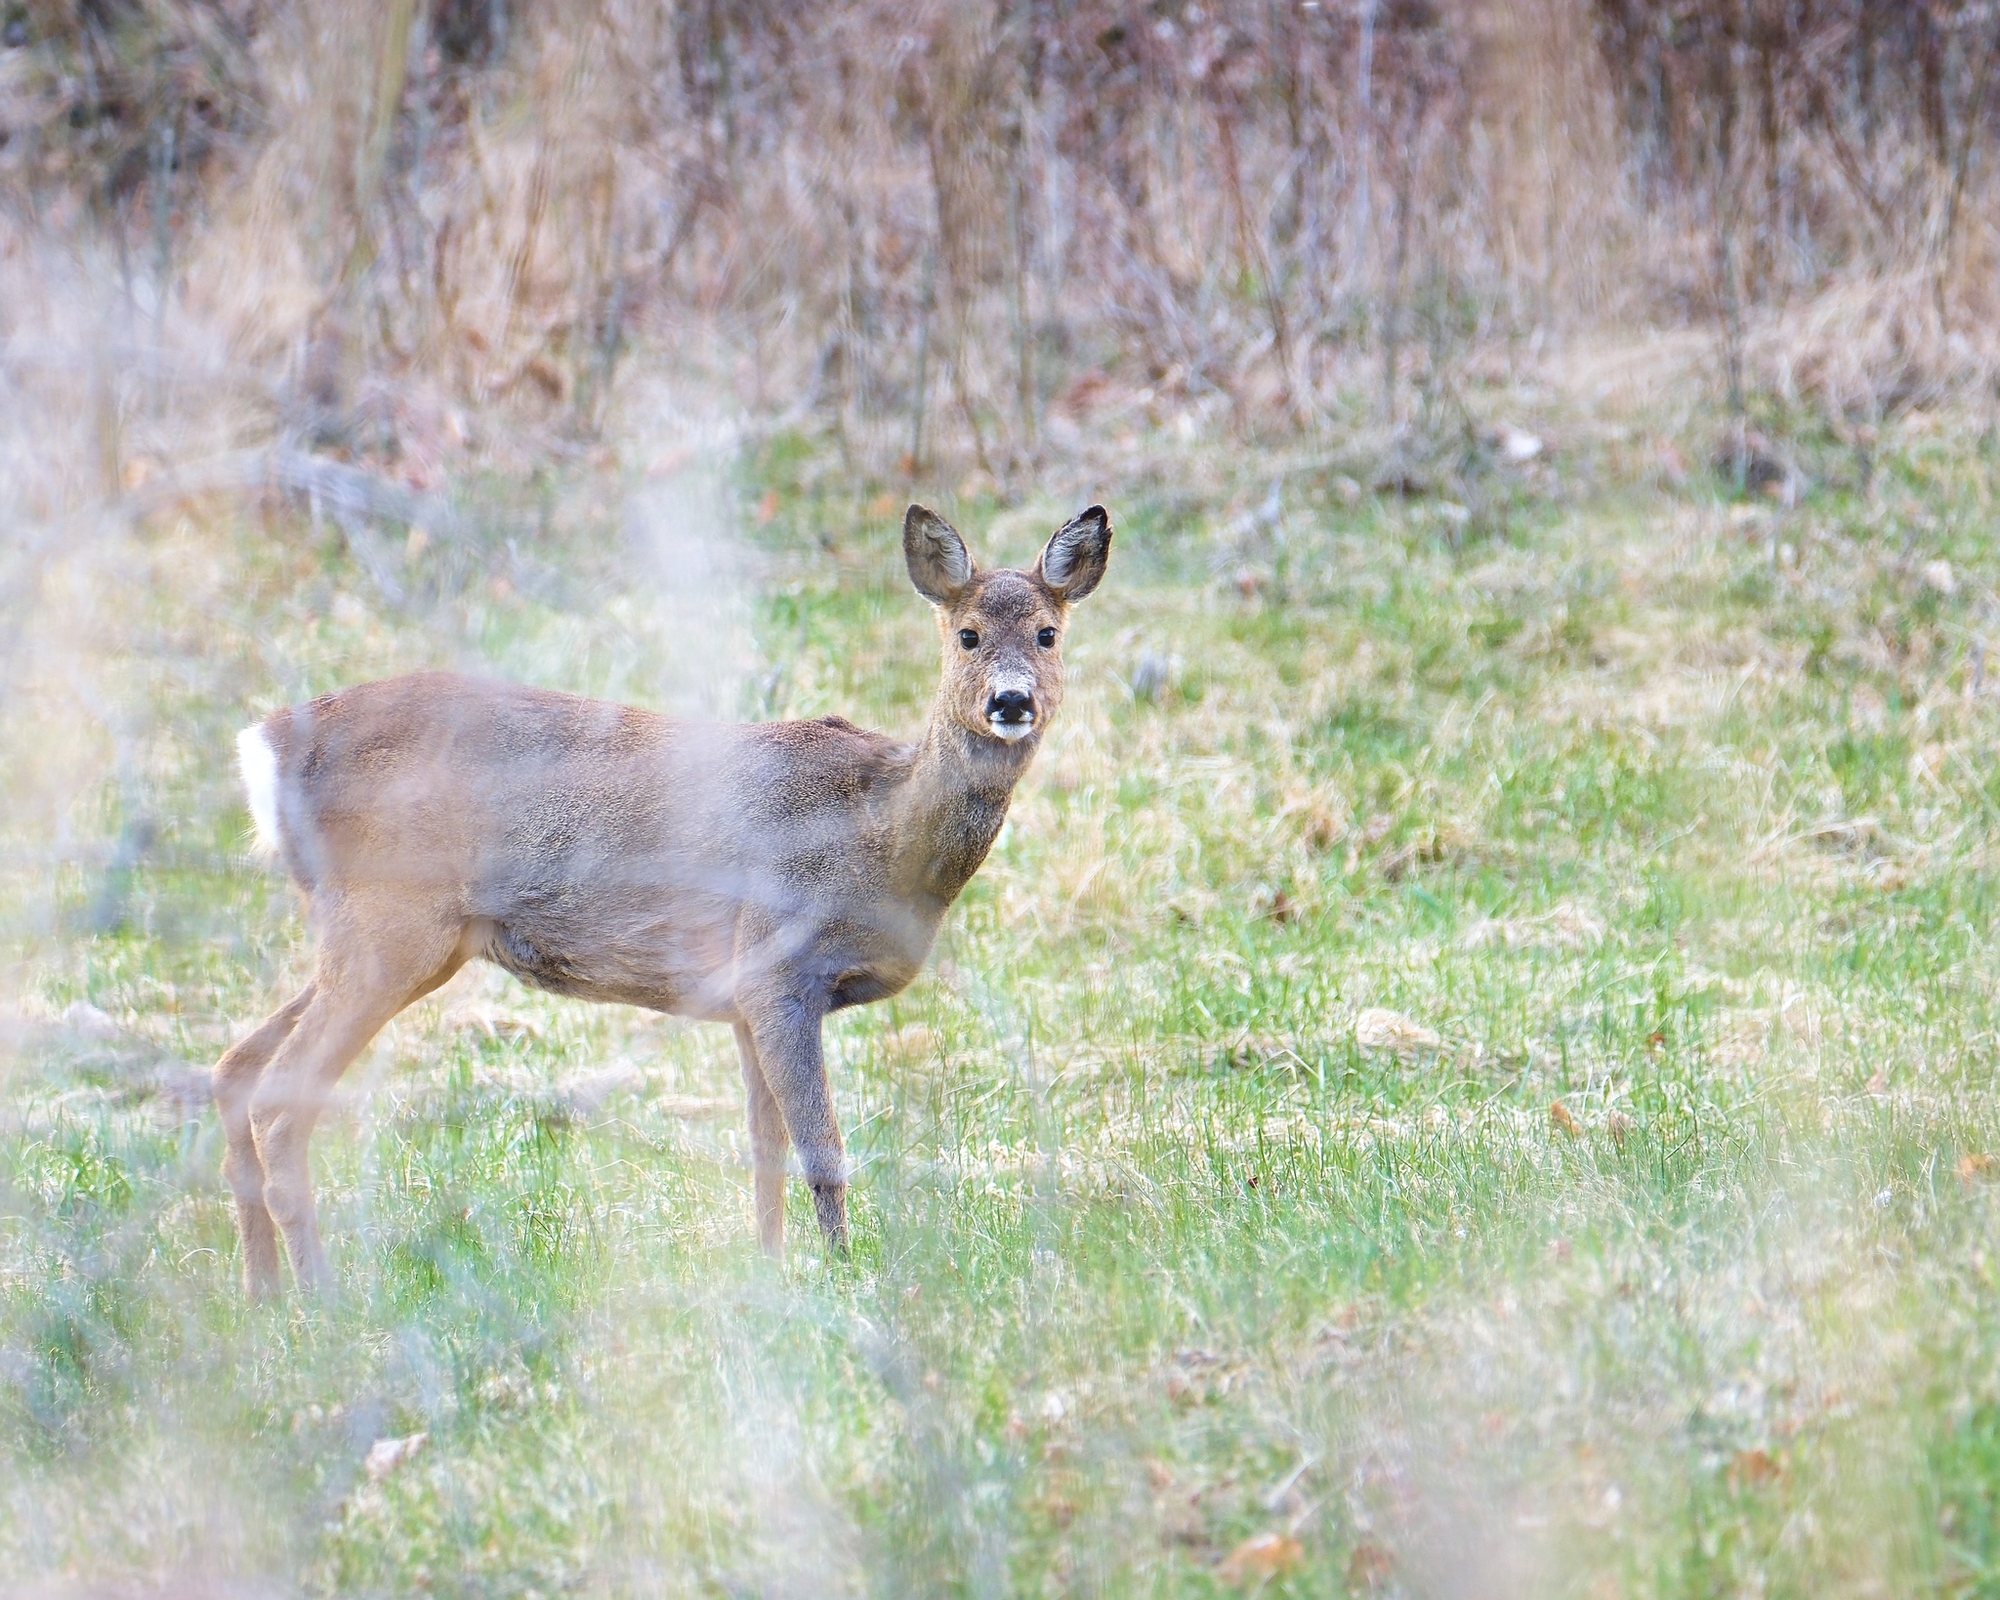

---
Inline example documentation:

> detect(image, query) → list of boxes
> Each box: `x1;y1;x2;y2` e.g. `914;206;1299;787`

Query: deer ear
1036;505;1112;602
904;505;975;604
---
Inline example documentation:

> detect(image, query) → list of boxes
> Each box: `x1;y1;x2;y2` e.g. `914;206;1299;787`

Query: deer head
904;503;1112;748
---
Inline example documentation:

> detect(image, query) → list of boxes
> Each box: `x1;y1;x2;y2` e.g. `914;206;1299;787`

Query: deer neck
892;707;1038;907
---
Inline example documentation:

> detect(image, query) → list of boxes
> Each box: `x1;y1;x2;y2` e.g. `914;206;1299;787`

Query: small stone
365;1432;428;1480
62;1001;122;1040
1130;650;1172;701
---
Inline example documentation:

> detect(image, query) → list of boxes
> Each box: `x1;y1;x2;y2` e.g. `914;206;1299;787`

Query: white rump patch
237;724;282;856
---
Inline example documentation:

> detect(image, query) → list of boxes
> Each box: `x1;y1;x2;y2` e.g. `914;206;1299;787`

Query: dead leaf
1345;1539;1395;1588
1606;1110;1635;1148
1297;802;1346;852
446;1002;544;1041
1959;1153;1997;1182
1866;1069;1889;1095
1806;816;1886;856
364;1431;427;1480
522;355;567;401
1728;1448;1782;1490
1218;1532;1305;1585
1164;1348;1228;1404
1550;1100;1580;1138
1055;369;1113;417
1354;1007;1440;1056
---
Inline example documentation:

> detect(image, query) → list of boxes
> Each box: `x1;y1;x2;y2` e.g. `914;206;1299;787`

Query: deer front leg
741;991;847;1255
733;1021;789;1256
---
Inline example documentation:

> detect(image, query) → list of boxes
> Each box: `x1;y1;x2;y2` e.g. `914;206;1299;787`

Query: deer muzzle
985;686;1037;741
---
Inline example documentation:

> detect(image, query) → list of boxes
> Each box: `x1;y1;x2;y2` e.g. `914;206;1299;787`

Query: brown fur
213;504;1111;1294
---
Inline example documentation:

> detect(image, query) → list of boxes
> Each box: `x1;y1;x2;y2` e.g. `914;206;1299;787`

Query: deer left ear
1036;505;1112;602
905;504;975;604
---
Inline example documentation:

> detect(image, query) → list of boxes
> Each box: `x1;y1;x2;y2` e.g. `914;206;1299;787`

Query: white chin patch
988;717;1035;742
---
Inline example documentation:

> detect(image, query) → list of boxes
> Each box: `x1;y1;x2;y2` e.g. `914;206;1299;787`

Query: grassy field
6;403;2000;1597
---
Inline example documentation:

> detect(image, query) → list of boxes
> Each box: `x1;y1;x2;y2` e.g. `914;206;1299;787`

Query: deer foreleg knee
259;1170;315;1231
792;1139;848;1188
221;1143;266;1204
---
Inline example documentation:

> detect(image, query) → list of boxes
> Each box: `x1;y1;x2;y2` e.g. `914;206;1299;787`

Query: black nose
987;689;1035;723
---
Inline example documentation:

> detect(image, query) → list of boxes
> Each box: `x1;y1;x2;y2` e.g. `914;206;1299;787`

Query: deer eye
958;629;980;650
1037;626;1057;648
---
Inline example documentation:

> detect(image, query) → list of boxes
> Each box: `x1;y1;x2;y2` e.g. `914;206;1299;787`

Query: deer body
212;504;1110;1295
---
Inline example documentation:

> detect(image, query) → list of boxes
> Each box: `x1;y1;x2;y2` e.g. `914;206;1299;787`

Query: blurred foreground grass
7;414;2000;1596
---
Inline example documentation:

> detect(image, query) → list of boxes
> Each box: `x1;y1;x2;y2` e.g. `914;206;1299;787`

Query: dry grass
8;0;2000;512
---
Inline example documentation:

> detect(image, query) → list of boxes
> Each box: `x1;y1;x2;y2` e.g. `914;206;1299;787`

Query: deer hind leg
733;1021;788;1256
213;983;316;1299
740;992;847;1254
250;900;468;1294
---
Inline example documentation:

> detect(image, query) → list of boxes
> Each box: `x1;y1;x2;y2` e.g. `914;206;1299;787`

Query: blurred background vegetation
6;0;2000;496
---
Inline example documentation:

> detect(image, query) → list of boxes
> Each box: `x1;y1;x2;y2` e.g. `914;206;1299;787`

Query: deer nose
987;688;1035;724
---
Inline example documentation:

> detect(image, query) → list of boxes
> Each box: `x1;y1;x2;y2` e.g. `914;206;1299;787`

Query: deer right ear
1036;505;1112;602
904;505;975;604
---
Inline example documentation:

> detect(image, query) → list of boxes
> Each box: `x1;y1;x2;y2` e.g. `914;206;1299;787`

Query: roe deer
212;503;1111;1295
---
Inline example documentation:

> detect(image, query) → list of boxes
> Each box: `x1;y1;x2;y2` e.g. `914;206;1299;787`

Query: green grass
6;417;2000;1595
